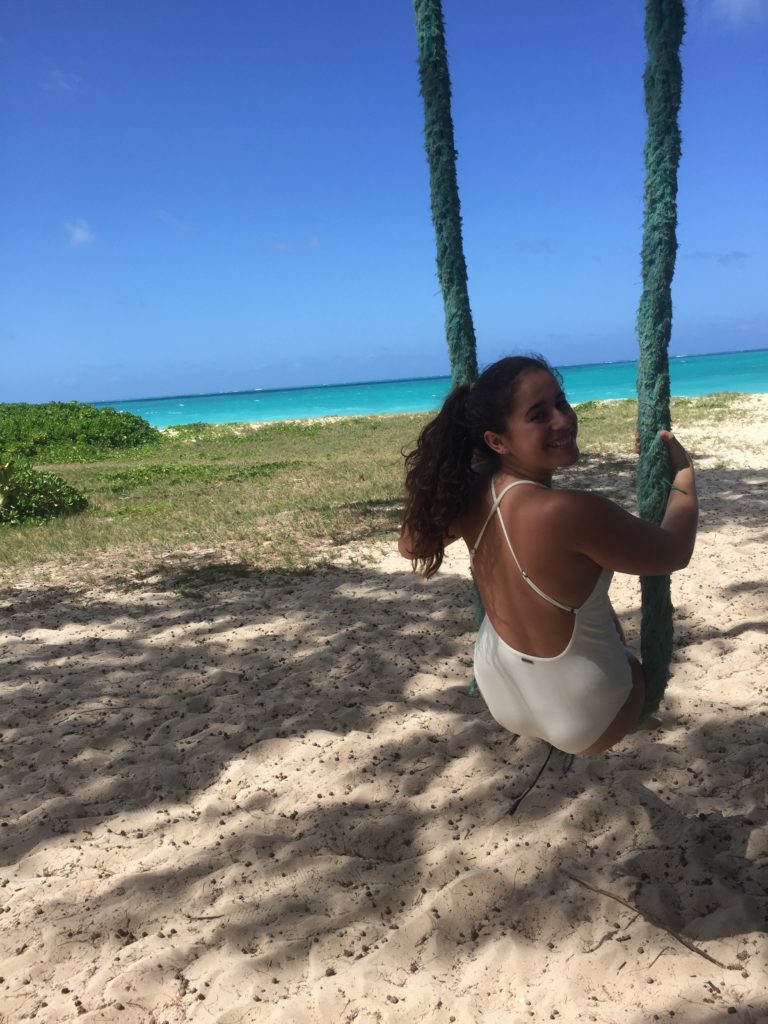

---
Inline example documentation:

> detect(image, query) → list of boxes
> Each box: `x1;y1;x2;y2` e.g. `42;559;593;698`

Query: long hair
402;355;558;577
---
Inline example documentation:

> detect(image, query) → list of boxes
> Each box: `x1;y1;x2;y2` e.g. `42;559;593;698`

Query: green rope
636;0;685;719
413;0;483;693
413;2;686;720
413;0;478;388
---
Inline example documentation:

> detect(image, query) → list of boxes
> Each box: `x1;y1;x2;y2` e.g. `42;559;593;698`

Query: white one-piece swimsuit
471;480;633;755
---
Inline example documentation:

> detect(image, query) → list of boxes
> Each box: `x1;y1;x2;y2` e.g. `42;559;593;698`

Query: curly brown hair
402;355;559;577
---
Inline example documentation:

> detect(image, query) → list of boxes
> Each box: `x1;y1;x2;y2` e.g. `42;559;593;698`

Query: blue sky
2;0;766;403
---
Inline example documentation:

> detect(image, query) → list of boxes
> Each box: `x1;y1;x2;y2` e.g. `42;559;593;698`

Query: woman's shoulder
506;481;603;509
532;484;620;519
511;484;623;540
469;476;610;521
542;484;604;506
463;475;619;539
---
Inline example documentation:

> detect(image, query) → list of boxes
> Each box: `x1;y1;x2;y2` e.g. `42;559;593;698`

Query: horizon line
77;344;768;407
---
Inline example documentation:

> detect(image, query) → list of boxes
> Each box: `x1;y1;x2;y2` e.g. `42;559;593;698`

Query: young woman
399;355;698;756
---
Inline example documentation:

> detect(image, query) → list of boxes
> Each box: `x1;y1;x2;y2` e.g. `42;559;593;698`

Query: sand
1;396;767;1023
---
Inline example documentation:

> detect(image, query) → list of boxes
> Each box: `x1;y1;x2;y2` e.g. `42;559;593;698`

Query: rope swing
412;0;478;389
636;0;685;718
412;0;686;716
413;0;485;685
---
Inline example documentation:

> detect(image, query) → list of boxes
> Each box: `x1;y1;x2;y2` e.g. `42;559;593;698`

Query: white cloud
514;238;556;255
158;209;190;231
682;248;750;264
65;219;95;247
716;249;749;264
690;0;767;27
44;69;82;93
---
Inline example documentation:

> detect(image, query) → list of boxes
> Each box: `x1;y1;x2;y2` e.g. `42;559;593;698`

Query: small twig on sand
58;702;153;725
507;743;554;819
647;946;673;970
562;869;738;971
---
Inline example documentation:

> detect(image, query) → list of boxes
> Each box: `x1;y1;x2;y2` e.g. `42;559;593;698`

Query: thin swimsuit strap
470;478;577;614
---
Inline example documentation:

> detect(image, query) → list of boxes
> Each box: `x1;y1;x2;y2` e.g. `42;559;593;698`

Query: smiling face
482;369;579;483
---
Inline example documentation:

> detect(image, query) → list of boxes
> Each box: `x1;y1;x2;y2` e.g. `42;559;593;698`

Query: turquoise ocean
95;348;768;429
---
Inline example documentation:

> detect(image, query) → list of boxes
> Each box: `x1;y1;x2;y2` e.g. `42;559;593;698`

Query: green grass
571;392;743;452
0;394;747;583
0;413;426;580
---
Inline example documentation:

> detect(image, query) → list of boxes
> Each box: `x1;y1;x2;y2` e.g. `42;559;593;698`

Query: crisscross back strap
470;478;576;614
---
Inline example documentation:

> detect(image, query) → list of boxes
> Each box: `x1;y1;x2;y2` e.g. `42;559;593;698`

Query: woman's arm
655;430;697;565
552;431;698;576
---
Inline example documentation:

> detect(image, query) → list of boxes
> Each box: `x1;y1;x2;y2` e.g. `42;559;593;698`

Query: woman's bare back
460;476;603;658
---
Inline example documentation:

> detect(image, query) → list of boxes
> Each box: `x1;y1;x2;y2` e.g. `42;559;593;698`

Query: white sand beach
1;396;767;1023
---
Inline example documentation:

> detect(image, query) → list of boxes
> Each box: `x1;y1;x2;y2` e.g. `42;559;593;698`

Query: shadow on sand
0;460;766;1020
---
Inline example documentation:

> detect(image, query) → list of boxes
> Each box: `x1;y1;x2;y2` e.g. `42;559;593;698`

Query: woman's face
484;369;579;477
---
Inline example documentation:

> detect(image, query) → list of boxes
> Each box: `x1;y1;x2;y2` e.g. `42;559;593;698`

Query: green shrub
0;401;161;461
0;458;88;526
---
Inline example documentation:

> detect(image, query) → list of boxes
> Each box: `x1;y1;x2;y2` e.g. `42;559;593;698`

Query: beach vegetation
0;401;162;462
569;393;736;451
100;461;299;493
0;393;747;582
0;458;88;526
